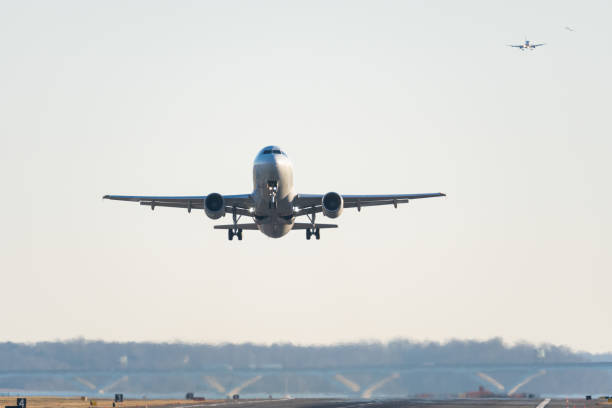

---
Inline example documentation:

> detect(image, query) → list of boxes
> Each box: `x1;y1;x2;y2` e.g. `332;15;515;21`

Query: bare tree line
0;338;594;372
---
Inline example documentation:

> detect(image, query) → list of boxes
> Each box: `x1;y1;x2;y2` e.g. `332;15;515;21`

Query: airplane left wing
293;193;445;216
532;43;546;47
103;194;254;216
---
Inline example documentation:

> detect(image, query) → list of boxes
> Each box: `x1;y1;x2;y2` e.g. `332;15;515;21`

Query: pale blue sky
1;1;611;352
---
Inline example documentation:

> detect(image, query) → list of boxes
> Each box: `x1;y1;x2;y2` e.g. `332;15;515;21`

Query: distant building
460;386;494;398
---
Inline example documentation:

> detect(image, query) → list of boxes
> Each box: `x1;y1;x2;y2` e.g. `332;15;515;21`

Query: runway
160;398;595;408
0;396;599;408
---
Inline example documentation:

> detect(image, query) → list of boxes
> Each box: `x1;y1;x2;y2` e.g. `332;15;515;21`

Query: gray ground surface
160;399;595;408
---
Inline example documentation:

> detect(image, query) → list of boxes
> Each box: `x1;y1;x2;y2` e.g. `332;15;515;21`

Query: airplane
508;39;546;50
103;146;445;240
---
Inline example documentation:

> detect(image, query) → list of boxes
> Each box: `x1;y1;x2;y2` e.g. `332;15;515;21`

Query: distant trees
0;338;586;372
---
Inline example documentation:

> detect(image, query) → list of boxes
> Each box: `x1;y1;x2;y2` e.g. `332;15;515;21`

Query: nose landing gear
267;180;278;209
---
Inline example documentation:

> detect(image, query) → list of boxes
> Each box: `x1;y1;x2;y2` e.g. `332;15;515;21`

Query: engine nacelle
204;193;225;219
322;192;343;218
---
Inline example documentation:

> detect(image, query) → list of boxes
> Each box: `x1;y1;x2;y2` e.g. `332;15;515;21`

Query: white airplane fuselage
252;148;296;238
520;41;540;50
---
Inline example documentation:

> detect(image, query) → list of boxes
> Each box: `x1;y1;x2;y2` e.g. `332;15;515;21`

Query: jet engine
204;193;225;219
322;192;343;218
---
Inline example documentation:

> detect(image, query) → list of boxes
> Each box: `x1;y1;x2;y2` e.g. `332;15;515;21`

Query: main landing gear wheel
228;228;243;241
306;227;320;240
305;213;320;240
227;207;243;241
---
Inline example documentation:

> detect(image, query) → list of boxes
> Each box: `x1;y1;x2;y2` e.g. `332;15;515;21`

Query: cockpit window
261;148;287;156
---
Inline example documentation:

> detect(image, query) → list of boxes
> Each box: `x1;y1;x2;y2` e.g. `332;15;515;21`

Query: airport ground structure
1;339;611;399
0;397;609;408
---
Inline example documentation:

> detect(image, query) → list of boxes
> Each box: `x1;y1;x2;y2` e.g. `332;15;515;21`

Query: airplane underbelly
259;221;293;238
252;153;295;238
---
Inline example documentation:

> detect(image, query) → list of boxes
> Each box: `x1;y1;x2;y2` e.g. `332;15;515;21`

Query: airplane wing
508;45;523;48
293;193;445;216
103;194;254;216
532;43;546;47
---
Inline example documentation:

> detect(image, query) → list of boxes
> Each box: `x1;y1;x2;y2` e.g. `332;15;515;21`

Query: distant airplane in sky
564;26;575;32
508;39;546;50
104;146;445;240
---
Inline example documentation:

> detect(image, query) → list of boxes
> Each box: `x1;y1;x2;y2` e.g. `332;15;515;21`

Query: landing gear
228;229;243;241
267;180;278;209
306;228;320;240
305;213;320;240
227;207;243;241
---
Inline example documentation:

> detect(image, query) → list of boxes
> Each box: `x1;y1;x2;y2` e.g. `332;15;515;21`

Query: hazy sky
1;1;611;352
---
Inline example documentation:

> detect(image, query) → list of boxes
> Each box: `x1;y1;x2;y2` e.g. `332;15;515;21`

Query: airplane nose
255;153;284;166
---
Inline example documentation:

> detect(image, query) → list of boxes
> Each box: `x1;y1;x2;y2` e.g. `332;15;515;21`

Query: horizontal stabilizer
214;223;259;230
214;223;338;230
292;223;338;230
